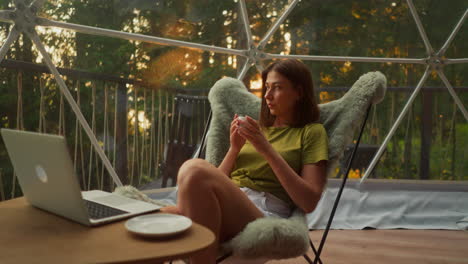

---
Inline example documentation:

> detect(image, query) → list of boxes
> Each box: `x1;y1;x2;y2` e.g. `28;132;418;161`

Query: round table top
0;197;215;264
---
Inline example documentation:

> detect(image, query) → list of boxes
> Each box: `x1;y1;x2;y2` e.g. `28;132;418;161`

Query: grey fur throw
115;72;387;260
206;72;387;176
206;77;261;167
206;72;386;259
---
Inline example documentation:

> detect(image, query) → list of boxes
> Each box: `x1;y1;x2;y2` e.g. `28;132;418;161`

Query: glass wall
0;0;466;199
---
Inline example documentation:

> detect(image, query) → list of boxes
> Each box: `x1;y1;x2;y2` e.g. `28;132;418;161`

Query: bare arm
237;116;326;213
218;147;240;177
260;142;327;213
218;114;245;177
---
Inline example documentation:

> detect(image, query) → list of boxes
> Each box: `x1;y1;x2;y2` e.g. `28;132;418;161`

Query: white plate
125;214;192;238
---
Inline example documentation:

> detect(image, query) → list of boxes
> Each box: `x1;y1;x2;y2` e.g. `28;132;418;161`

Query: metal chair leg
303;253;314;264
216;252;232;263
309;238;323;264
313;104;373;264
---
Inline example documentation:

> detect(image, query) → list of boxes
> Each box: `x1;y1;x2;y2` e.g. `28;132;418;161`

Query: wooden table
0;197;215;264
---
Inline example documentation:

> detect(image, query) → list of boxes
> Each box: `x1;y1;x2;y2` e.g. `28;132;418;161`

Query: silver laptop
1;129;161;226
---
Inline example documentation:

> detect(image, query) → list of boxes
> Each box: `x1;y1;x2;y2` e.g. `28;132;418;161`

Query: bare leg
175;159;263;264
159;205;181;215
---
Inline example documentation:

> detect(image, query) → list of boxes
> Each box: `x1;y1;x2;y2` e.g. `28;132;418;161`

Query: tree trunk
115;82;129;185
420;89;433;180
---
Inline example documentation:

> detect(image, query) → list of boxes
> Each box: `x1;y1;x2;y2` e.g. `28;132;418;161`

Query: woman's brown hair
259;59;320;127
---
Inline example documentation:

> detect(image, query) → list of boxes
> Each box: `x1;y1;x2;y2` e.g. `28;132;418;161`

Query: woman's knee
177;159;213;186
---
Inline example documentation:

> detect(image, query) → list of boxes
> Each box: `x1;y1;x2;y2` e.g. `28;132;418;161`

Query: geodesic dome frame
0;0;466;186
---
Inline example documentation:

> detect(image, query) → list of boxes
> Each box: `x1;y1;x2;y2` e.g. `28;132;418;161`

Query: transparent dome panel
263;0;429;58
444;64;468;87
413;0;467;56
32;26;239;88
1;0;468;197
39;0;237;47
242;0;291;46
142;46;238;90
444;21;468;59
0;1;15;10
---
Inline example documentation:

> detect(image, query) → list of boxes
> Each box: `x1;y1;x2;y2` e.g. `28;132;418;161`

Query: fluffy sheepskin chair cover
206;72;386;261
115;71;387;262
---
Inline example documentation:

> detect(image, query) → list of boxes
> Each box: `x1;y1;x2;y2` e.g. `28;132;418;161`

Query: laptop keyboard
84;200;129;220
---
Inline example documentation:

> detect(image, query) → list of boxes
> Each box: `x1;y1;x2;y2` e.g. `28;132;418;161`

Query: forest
0;0;467;200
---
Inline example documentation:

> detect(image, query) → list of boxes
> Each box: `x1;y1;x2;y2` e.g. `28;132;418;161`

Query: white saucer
125;214;192;238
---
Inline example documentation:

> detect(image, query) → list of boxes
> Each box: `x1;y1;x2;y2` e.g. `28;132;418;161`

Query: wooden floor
172;229;468;264
270;229;468;264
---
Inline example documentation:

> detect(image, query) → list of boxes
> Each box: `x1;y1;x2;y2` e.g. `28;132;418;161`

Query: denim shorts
240;187;292;218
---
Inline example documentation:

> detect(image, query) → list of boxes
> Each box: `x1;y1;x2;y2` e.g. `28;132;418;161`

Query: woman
162;59;328;263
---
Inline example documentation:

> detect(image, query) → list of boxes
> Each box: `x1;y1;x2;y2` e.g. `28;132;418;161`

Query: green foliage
0;0;467;199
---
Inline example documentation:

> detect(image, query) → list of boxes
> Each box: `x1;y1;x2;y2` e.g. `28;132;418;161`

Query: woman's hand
160;205;181;215
237;116;271;155
230;114;246;152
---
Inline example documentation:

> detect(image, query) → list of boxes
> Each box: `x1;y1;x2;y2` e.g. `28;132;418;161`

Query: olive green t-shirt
230;123;329;205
